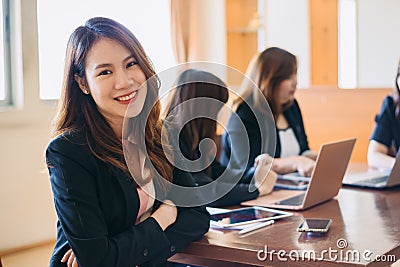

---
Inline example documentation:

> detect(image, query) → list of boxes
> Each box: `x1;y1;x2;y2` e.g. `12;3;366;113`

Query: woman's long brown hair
256;47;297;118
235;47;297;120
52;17;173;186
164;69;228;175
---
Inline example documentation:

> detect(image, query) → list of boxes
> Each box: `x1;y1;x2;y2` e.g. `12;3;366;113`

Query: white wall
263;0;310;88
0;119;56;250
357;0;400;88
0;0;57;251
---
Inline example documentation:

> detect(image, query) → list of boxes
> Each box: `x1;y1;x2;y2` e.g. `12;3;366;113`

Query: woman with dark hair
46;17;209;267
164;69;277;207
220;47;317;177
368;60;400;169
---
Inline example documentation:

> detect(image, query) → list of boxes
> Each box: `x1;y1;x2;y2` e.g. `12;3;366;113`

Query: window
37;0;176;100
338;0;357;88
0;0;11;104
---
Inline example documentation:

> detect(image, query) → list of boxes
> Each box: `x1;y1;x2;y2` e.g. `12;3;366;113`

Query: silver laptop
242;138;356;210
342;153;400;189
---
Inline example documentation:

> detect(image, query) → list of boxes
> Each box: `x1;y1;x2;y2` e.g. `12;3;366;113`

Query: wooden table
169;186;400;266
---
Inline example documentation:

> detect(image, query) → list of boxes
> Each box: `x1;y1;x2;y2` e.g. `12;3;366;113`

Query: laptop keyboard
276;193;306;206
359;176;388;185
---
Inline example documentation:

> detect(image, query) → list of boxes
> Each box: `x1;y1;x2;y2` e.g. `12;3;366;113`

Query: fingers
61;249;72;262
163;199;176;208
254;156;260;168
67;251;78;267
61;248;79;267
254;154;273;167
298;169;311;177
306;167;313;176
258;171;278;196
299;166;314;177
295;156;315;177
259;154;273;164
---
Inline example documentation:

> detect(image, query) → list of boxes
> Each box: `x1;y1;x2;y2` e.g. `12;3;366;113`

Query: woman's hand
254;154;273;187
367;140;396;169
150;200;177;230
257;170;278;196
254;154;277;196
294;156;315;177
301;150;318;161
61;249;79;267
254;153;273;169
272;156;315;176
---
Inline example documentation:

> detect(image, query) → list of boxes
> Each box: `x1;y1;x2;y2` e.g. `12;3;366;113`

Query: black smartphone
297;218;332;233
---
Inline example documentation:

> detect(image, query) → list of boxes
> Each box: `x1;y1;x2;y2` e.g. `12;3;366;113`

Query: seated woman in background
368;60;400;169
220;47;317;177
164;69;277;207
46;17;209;267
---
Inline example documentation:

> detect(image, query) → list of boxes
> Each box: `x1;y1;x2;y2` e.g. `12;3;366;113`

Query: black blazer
371;95;400;154
220;98;310;173
179;139;259;207
46;131;210;267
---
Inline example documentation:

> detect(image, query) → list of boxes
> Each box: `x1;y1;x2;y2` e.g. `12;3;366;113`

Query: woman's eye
99;70;112;76
127;61;138;68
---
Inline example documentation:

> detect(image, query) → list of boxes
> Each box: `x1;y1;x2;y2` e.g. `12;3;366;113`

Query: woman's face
277;73;297;105
77;38;147;129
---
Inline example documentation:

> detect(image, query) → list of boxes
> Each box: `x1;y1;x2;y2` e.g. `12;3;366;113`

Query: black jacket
220;98;310;174
371;95;400;154
46;131;210;267
179;139;259;208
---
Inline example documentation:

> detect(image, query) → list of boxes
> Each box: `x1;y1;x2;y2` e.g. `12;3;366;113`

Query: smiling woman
74;38;148;137
46;17;209;267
